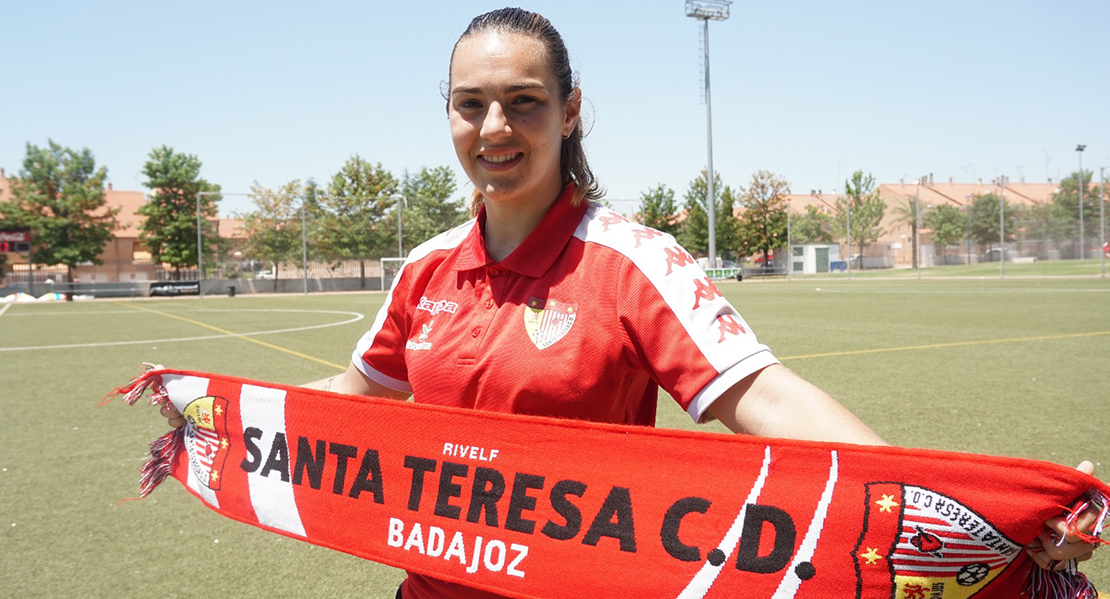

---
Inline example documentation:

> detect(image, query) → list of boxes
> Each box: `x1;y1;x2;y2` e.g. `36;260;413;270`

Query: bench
737;266;787;281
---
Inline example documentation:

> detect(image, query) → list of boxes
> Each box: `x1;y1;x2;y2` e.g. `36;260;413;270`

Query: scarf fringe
99;363;168;407
104;364;176;497
1023;490;1109;599
139;428;183;498
1062;491;1110;547
1024;562;1098;599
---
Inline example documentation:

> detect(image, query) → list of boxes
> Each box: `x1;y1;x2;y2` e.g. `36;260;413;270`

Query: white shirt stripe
574;204;779;422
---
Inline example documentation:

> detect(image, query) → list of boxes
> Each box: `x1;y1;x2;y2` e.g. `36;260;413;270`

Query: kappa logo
417;296;459;316
854;483;1021;599
664;246;696;276
523;297;577;350
598;212;630;232
716;314;747;342
693;278;723;310
182;395;231;491
632;227;663;248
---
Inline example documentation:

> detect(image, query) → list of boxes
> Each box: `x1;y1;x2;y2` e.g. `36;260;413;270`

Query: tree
241;180;305;283
791;205;835;245
735;170;789;261
301;177;325;250
678;169;739;259
386;166;466;253
316;155;397;287
0;140;118;278
890;195;924;268
1019;201;1072;248
967;193;1015;248
922;204;965;262
716;186;741;257
638;184;678;235
137;146;221;277
1051;170;1100;251
832;171;886;258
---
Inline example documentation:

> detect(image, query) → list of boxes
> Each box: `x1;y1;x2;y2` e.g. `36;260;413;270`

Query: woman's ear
562;87;582;137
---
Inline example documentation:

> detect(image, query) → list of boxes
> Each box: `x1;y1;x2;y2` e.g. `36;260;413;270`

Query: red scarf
107;367;1108;599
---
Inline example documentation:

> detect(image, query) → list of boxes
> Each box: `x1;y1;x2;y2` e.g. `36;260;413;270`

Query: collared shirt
354;185;778;425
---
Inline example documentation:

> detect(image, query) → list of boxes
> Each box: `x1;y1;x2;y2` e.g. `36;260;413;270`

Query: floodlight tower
686;0;732;268
1077;144;1086;259
1101;165;1107;278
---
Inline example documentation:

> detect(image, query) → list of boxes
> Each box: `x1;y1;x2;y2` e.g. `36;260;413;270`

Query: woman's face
448;32;579;209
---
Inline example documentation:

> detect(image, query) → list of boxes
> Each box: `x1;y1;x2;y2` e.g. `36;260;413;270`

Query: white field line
0;302;11;318
0;309;364;352
1;308;360;317
807;286;1110;295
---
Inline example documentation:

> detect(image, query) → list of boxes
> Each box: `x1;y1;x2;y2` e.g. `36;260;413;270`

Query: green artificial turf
1;278;1107;598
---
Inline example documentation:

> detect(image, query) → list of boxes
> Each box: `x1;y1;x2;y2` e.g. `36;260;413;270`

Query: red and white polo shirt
353;185;778;426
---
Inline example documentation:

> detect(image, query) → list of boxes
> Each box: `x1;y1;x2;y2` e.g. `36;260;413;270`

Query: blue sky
3;1;1108;217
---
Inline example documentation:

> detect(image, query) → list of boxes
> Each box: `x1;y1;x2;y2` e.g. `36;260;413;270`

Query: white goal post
380;257;407;292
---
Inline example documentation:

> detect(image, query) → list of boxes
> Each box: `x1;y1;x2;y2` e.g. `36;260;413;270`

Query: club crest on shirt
523;297;577;349
182;395;231;491
854;482;1021;599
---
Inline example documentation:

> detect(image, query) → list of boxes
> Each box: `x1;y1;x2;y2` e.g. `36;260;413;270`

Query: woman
163;7;1099;599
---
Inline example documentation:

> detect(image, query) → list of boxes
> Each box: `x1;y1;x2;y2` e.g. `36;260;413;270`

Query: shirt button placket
473;267;504;346
460;267;498;362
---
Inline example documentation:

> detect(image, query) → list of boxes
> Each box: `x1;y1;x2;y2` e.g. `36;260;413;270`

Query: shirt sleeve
351;222;476;393
352;267;414;394
614;242;779;423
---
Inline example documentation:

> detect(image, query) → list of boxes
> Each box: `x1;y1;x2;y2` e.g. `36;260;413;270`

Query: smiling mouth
480;153;522;164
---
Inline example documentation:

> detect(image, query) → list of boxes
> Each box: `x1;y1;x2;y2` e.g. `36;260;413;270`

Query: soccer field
2;278;1108;598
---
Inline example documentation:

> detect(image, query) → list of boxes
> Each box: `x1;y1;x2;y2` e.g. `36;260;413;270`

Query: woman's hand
157;363;409;431
1026;461;1105;570
159;401;186;429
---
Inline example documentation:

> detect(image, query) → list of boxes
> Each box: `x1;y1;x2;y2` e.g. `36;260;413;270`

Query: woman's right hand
160;401;186;429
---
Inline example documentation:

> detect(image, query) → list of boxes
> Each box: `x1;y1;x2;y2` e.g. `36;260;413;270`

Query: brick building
0;169;245;284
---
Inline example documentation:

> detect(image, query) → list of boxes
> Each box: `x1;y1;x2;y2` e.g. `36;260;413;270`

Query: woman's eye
513;96;538;105
457;99;482;110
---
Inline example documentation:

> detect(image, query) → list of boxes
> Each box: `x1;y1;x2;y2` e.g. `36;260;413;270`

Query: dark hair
450;7;603;212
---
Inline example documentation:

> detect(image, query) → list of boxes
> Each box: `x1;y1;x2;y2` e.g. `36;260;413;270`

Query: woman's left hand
1026;461;1104;570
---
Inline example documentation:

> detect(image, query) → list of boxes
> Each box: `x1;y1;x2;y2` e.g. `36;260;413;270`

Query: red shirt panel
354;185;777;425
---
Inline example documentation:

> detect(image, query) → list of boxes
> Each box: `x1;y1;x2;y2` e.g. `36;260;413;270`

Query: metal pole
846;196;852;279
999;177;1006;279
27;239;34;298
1101;166;1106;278
703;17;717;268
1078;147;1085;259
396;194;405;257
965;196;971;266
195;191;204;297
915;187;922;279
302;197;308;295
786;204;791;279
